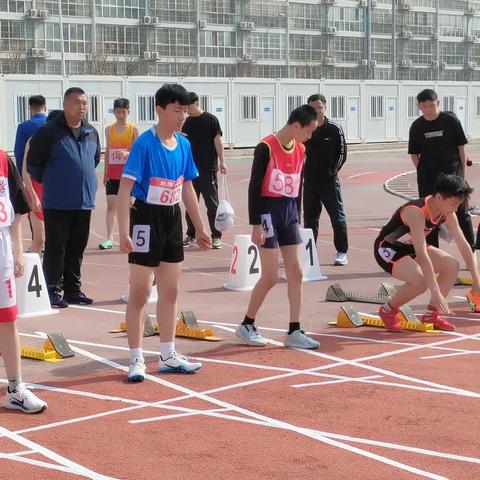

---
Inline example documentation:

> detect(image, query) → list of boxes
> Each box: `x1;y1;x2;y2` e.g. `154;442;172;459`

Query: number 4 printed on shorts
260;214;274;238
132;225;150;253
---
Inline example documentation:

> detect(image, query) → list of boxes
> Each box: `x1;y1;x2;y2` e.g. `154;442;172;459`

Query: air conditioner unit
370;60;377;68
151;52;160;60
440;61;447;69
150;16;158;24
30;47;38;55
198;19;206;29
36;48;46;57
466;35;477;43
467;61;477;69
38;9;48;18
399;1;411;10
239;21;254;30
242;54;253;62
142;16;152;24
26;8;38;17
401;59;412;67
432;32;439;40
85;53;93;61
432;60;439;68
324;56;336;65
361;58;369;66
143;51;152;60
467;7;476;15
327;26;337;34
360;0;368;7
401;30;413;39
324;0;336;4
371;0;378;7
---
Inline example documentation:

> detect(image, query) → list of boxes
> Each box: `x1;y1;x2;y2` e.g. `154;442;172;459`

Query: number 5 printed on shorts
225;234;262;291
132;225;150;253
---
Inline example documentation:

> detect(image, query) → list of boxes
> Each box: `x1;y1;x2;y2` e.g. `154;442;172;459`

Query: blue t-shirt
122;128;198;204
14;113;47;173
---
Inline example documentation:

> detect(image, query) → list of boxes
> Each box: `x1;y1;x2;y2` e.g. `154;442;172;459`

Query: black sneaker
50;292;69;308
64;292;93;305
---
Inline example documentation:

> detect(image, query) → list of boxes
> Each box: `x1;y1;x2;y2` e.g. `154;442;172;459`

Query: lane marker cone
16;253;57;318
224;235;261;291
299;228;327;281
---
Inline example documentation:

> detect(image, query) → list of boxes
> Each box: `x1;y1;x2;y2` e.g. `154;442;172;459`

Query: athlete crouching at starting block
374;174;480;331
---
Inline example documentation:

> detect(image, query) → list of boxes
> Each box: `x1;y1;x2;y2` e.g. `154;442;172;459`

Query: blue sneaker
50;292;68;308
64;292;93;305
158;352;202;373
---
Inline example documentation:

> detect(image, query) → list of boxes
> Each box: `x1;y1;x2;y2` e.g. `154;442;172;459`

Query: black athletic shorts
260;197;302;249
128;199;184;266
374;238;415;275
105;179;120;196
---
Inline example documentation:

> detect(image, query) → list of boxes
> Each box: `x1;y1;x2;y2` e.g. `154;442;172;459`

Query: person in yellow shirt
99;98;139;250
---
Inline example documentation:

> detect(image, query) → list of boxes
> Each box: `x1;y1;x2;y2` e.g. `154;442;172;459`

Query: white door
45;96;62;115
260;96;274;139
346;97;359;141
212;96;227;144
386;97;397;139
456;97;467;130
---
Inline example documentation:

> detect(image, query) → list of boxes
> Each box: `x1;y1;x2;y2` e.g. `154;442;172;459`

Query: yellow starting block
455;275;472;286
330;305;438;333
110;311;222;342
21;333;75;363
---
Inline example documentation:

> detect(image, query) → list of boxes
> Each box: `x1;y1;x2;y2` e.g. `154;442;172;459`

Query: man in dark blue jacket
303;94;348;266
27;87;100;308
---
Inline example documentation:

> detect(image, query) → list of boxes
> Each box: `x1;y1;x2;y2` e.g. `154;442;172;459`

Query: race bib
260;213;274;239
146;176;184;206
378;246;396;263
132;225;150;253
0;176;13;227
267;168;301;198
109;148;129;165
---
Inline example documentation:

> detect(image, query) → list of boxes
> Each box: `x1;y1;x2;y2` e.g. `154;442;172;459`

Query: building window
287;95;303;114
137;94;155;124
476;96;480;117
15;94;30;124
370;95;384;119
442;95;454;112
199;94;210;112
241;95;258;122
88;94;101;123
407;96;419;118
331;95;346;119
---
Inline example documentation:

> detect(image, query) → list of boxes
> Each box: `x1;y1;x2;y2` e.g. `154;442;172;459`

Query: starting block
330;305;438;333
455;275;472;286
325;282;395;304
21;333;74;362
16;253;57;318
224;235;261;291
110;311;222;341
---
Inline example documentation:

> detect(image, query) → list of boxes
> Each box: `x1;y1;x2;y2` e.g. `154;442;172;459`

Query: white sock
160;342;175;360
130;347;143;363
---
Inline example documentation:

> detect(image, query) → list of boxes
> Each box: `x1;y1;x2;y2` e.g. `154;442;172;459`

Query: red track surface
1;148;480;479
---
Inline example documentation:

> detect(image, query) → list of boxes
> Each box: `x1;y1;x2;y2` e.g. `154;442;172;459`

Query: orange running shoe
466;289;480;313
420;310;455;331
378;305;403;332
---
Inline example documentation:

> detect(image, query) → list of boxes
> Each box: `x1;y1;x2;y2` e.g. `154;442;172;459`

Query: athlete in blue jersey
117;84;211;382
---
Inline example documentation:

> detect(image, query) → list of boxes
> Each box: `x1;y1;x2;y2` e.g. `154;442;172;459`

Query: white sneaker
127;357;146;382
284;330;320;349
158;352;202;373
4;383;47;414
235;324;267;347
334;252;348;266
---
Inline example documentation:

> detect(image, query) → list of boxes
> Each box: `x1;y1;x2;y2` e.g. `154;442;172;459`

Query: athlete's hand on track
430;290;450;314
196;230;211;250
251;225;265;247
120;235;134;253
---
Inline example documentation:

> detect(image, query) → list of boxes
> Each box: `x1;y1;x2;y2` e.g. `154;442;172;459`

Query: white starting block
121;276;158;303
299;228;327;282
224;234;261;291
16;253;57;318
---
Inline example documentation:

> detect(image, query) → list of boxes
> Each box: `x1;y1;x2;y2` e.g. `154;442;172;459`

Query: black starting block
325;282;396;304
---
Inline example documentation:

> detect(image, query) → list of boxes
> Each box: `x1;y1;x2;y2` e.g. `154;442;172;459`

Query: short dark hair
307;94;326;104
287;105;318;127
47;109;62;122
188;92;199;105
29;95;46;109
417;89;438;103
64;87;86;100
155;84;190;108
433;174;473;201
113;98;129;110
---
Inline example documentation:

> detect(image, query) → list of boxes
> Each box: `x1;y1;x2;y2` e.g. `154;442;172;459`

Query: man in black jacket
303;94;348;266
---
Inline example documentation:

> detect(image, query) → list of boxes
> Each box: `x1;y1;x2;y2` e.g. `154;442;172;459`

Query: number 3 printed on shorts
132;225;151;253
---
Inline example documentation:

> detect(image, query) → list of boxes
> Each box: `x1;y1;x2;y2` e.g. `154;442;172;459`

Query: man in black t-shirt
408;88;474;249
182;92;227;249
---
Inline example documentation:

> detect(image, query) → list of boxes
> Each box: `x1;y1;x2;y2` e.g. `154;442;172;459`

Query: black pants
185;171;221;239
303;177;348;253
418;171;475;249
43;209;91;295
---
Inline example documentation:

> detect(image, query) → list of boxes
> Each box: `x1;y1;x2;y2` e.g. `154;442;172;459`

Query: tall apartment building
1;0;480;81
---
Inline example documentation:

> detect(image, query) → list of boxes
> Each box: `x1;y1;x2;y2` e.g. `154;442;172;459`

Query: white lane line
291;374;381;388
420;351;480;360
0;453;83;475
346;171;377;180
0;425;119;480
8;450;35;456
71;344;449;480
130;407;230;423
